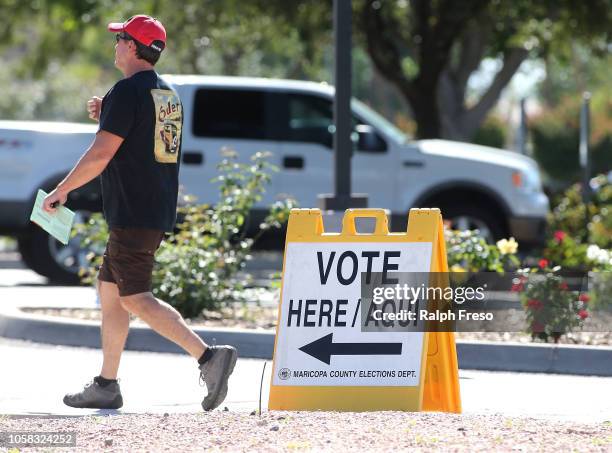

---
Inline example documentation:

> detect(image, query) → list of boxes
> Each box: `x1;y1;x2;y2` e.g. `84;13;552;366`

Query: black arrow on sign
298;333;402;365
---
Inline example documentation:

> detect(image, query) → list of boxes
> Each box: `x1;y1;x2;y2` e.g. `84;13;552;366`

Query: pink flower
527;299;543;310
554;231;567;243
511;283;524;292
559;281;568;291
578;309;589;320
579;294;590;303
538;259;549;269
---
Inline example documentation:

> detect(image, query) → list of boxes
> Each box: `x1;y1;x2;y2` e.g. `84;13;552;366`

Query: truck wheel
17;210;94;285
439;204;507;243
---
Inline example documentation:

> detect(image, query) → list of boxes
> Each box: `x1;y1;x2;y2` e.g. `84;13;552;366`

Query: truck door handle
283;156;304;169
403;160;424;168
183;151;203;165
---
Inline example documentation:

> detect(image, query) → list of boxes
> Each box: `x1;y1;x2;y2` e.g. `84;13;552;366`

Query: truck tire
439;203;507;243
17;211;94;285
16;234;37;271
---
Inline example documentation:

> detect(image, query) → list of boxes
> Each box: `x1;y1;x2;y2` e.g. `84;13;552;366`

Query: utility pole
318;0;367;212
580;92;592;203
517;98;527;155
580;92;592;242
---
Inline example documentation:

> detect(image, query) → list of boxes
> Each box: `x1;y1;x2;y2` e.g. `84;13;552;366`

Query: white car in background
0;75;549;283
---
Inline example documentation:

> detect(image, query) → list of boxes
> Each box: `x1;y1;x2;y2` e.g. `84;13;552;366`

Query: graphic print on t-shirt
151;89;182;163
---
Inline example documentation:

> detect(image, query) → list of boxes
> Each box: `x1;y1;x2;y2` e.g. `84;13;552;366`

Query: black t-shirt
98;70;182;232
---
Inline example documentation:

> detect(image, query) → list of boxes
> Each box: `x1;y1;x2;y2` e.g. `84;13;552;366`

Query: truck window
277;94;375;150
285;94;334;147
192;89;268;139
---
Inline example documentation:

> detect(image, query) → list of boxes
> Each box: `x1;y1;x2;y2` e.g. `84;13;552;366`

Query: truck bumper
508;216;547;246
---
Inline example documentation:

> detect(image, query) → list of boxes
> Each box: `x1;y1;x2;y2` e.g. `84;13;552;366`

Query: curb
0;305;273;359
456;340;612;376
1;306;611;376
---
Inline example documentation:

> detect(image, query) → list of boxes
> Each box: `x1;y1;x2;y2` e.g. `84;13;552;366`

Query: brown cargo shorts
98;227;165;297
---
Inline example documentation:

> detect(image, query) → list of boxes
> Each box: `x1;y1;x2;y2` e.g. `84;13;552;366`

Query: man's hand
43;188;68;213
87;96;103;122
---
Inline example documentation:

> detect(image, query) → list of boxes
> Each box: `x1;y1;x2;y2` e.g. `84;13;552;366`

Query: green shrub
516;262;589;343
588;174;612;248
531;94;612;183
472;115;507;149
586;244;612;272
586;245;612;309
546;173;611;251
542;232;588;271
76;150;296;318
541;174;611;308
445;229;519;273
0;236;17;252
153;150;295;317
73;213;107;284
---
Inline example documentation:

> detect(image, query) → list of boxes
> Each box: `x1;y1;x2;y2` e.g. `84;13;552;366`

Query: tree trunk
409;89;442;139
438;47;528;142
360;0;490;140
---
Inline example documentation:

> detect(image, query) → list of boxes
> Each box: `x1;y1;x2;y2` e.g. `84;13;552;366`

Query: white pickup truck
0;75;549;283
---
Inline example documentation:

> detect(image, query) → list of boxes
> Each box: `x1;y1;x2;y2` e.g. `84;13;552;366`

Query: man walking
43;15;237;411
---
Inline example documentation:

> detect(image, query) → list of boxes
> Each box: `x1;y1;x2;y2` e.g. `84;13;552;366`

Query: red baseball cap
108;15;166;52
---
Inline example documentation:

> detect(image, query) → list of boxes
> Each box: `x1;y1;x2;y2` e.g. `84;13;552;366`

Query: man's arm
42;130;123;213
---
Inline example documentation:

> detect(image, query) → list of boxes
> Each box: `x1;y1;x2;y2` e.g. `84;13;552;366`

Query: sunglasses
115;32;133;43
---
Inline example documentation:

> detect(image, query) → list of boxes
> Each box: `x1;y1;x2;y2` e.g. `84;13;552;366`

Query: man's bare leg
120;292;207;359
98;280;130;379
120;292;236;411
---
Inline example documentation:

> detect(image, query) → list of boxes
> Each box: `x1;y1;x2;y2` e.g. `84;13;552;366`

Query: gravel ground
0;412;610;452
23;305;612;346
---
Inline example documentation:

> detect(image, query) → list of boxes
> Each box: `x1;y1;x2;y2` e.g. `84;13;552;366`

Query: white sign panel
273;241;432;387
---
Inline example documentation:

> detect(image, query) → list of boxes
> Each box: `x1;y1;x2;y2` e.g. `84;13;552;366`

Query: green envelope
30;189;76;245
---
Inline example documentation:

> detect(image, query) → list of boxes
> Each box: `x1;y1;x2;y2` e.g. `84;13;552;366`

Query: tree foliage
0;0;610;141
358;0;612;139
0;1;334;121
0;0;332;79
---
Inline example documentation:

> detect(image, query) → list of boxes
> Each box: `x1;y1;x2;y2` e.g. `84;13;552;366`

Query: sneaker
199;346;238;411
63;379;123;409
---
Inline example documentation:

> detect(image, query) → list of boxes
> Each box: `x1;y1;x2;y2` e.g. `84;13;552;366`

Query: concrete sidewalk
1;338;611;422
0;338;265;417
1;284;612;377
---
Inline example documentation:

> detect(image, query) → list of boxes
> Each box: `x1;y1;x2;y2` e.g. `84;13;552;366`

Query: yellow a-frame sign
268;208;461;412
